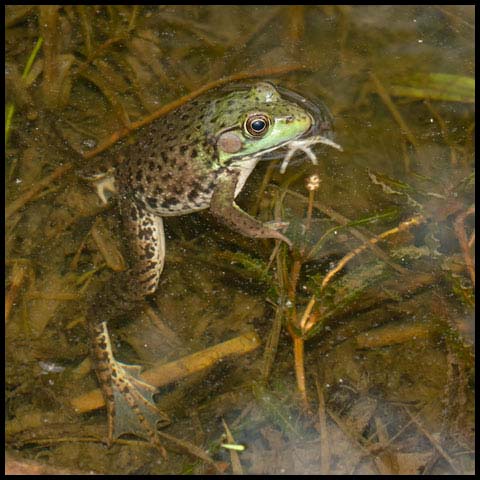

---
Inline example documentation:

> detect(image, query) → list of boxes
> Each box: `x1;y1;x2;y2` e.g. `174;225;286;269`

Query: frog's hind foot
91;321;169;457
108;359;170;456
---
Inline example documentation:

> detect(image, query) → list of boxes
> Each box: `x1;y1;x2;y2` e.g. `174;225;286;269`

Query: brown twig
403;406;460;474
262;301;284;382
369;72;419;151
467;231;475;249
221;418;243;475
262;198;288;382
5;163;73;220
305;173;320;234
5;262;29;323
425;100;458;167
155;430;220;472
321;214;425;291
293;335;309;411
287;258;302;301
453;205;475;286
305;190;315;232
251;161;278;217
299;295;316;333
69;233;89;271
355;322;432;349
272;173;320;411
285;254;311;410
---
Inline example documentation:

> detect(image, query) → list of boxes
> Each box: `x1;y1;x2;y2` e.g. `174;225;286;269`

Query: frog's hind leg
121;199;166;296
89;320;169;452
87;200;168;454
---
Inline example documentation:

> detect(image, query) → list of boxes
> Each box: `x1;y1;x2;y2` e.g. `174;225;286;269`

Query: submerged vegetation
5;5;474;475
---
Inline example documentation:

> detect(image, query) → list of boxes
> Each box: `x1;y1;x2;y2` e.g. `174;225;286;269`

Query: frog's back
116;97;224;216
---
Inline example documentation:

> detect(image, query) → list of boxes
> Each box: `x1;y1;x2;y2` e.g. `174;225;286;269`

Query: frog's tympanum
85;81;339;451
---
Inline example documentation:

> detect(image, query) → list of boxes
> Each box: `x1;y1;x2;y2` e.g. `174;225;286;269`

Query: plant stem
5;36;44;146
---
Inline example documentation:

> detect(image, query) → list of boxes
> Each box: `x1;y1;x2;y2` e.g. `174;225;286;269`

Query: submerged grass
5;36;43;145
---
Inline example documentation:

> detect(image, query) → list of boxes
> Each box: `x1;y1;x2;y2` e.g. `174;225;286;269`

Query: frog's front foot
263;220;292;248
79;165;117;205
91;321;170;456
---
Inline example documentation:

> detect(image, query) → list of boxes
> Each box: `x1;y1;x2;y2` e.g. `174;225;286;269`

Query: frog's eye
245;114;270;137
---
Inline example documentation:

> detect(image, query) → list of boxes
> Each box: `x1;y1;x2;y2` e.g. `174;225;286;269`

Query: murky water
6;5;474;475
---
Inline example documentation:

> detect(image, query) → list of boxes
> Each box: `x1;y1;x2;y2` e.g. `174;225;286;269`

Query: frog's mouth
275;85;334;140
251;99;343;173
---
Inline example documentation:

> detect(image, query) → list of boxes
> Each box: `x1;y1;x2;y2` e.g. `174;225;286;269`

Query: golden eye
245;114;270;137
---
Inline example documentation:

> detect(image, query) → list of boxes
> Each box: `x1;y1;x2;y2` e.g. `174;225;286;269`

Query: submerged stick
293;336;309;411
5;262;28;323
355;322;433;349
369;72;418;150
403;407;460;474
70;331;261;414
453;205;475;287
5;163;73;220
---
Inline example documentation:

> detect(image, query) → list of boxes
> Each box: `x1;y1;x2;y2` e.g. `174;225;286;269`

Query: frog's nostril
285;115;294;123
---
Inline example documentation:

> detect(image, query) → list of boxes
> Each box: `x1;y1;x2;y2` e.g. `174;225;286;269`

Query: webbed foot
91;321;170;457
109;360;170;440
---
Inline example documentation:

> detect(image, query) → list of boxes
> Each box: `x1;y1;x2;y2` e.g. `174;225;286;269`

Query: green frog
85;81;339;452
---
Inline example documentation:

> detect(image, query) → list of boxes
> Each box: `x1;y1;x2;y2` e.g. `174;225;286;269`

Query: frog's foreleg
210;172;292;247
87;200;168;454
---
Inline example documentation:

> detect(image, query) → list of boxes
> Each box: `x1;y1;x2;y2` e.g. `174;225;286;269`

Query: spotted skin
87;81;334;449
119;198;165;295
88;321;168;456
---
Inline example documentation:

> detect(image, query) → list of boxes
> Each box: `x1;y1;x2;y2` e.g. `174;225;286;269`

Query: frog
85;81;340;453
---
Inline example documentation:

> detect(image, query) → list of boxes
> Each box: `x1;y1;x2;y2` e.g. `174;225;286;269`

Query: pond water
5;5;474;475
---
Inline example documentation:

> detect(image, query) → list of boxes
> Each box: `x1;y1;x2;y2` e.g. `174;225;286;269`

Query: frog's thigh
120;200;165;296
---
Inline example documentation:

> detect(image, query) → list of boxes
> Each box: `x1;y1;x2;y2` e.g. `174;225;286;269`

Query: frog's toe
269;229;293;248
261;221;292;247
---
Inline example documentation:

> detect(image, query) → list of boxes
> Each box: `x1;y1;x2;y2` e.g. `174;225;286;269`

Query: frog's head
208;82;332;166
